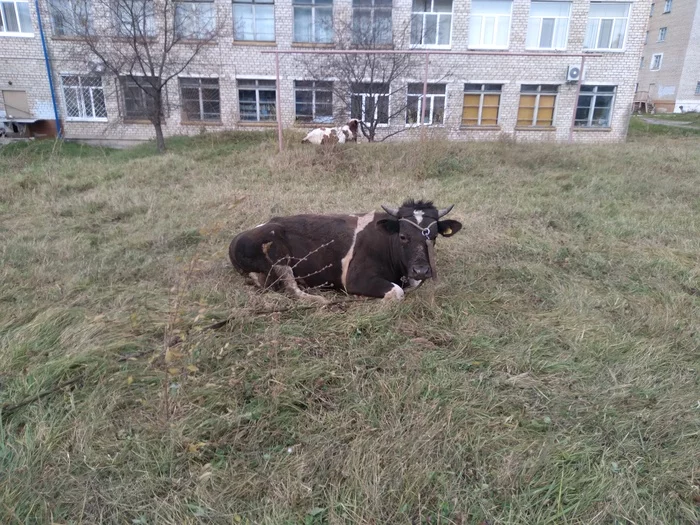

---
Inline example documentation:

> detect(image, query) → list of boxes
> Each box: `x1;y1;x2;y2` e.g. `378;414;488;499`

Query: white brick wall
1;0;650;144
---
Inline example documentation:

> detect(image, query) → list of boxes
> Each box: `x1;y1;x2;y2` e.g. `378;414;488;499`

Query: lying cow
301;119;360;145
228;199;462;302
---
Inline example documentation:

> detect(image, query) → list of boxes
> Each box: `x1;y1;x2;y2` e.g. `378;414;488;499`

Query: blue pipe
34;0;62;138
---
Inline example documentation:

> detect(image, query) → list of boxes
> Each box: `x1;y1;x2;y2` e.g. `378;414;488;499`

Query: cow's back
231;213;360;290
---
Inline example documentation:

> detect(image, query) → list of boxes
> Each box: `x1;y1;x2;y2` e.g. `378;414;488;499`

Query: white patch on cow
382;283;405;302
249;272;266;288
413;210;424;225
340;212;375;290
404;278;423;293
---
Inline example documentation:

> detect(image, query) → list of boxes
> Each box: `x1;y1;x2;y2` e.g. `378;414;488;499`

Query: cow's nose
411;265;431;280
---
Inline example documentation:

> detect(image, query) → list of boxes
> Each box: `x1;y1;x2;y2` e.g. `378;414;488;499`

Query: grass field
1;128;699;524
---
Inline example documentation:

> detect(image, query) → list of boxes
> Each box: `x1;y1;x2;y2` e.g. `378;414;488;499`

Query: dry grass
1;130;699;524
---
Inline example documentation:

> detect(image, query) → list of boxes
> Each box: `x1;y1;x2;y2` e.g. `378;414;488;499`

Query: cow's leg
272;264;329;304
347;276;405;302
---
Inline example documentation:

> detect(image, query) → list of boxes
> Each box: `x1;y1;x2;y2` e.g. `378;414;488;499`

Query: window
696;82;700;95
517;84;557;127
469;0;512;49
410;0;452;48
658;27;666;41
49;0;88;36
650;53;662;70
650;2;654;16
120;76;160;120
293;0;332;43
180;77;220;122
575;85;615;128
462;83;501;126
644;30;648;44
353;0;391;45
406;83;445;125
351;83;389;124
663;0;671;13
115;0;155;37
640;56;644;69
174;0;215;39
0;0;32;34
238;79;276;121
526;1;570;50
234;0;274;41
583;3;629;50
62;75;107;120
295;81;333;123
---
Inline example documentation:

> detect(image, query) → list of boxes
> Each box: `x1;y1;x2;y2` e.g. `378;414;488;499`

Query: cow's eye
399;233;409;243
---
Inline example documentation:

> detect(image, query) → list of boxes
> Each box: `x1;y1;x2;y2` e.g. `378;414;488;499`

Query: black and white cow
301;119;359;145
229;199;462;302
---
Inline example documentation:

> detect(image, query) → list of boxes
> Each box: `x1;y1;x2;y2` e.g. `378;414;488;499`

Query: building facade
637;0;700;113
1;0;650;144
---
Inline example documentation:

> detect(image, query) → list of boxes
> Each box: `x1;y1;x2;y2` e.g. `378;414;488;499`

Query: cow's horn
381;205;400;217
437;204;454;218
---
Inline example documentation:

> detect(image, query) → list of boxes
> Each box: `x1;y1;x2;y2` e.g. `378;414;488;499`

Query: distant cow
229;199;462;302
301;119;360;145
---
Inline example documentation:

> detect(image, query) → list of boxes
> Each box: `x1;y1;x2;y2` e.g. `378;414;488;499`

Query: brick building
637;0;700;113
1;0;650;144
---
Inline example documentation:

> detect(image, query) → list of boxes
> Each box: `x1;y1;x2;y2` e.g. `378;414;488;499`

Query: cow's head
346;118;360;138
376;199;462;281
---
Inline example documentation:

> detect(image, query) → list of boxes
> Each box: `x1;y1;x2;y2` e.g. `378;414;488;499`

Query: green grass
1;130;699;524
642;112;700;125
628;115;700;138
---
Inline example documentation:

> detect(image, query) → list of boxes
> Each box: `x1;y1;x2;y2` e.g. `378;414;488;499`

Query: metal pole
35;0;62;138
420;52;429;142
275;52;283;153
568;55;586;143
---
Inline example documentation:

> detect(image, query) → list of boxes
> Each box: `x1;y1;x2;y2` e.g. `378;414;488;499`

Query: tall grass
1;131;699;524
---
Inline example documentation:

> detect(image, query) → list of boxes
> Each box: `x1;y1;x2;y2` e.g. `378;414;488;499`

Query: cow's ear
438;220;462;237
376;218;400;234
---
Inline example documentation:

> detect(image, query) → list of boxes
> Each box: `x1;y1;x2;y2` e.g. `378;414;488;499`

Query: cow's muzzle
409;265;432;281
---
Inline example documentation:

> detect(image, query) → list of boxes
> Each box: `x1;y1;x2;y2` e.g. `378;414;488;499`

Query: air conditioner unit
566;65;582;82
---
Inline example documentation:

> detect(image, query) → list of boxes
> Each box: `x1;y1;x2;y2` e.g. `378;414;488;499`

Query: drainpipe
34;0;62;138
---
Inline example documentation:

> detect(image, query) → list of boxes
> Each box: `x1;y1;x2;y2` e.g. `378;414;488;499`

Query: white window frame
575;84;616;128
405;83;446;126
179;77;220;122
293;0;333;43
410;0;453;49
657;26;666;41
352;0;392;45
526;1;571;50
351;85;390;126
0;0;33;35
61;75;108;122
650;53;662;70
233;0;275;42
174;0;215;40
115;0;155;37
49;0;89;36
294;80;333;123
516;84;558;127
663;0;671;13
237;79;277;122
583;2;630;51
468;0;512;50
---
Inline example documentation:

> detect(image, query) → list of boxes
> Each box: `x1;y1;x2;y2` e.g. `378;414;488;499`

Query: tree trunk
153;119;166;153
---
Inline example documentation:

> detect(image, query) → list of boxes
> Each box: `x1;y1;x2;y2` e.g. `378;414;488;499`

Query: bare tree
296;13;449;142
52;0;221;152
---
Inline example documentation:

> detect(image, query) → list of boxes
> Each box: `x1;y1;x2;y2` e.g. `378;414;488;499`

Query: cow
301;119;360;145
228;199;462;303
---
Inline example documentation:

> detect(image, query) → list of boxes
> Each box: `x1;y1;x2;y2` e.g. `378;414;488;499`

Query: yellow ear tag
444;227;452;235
